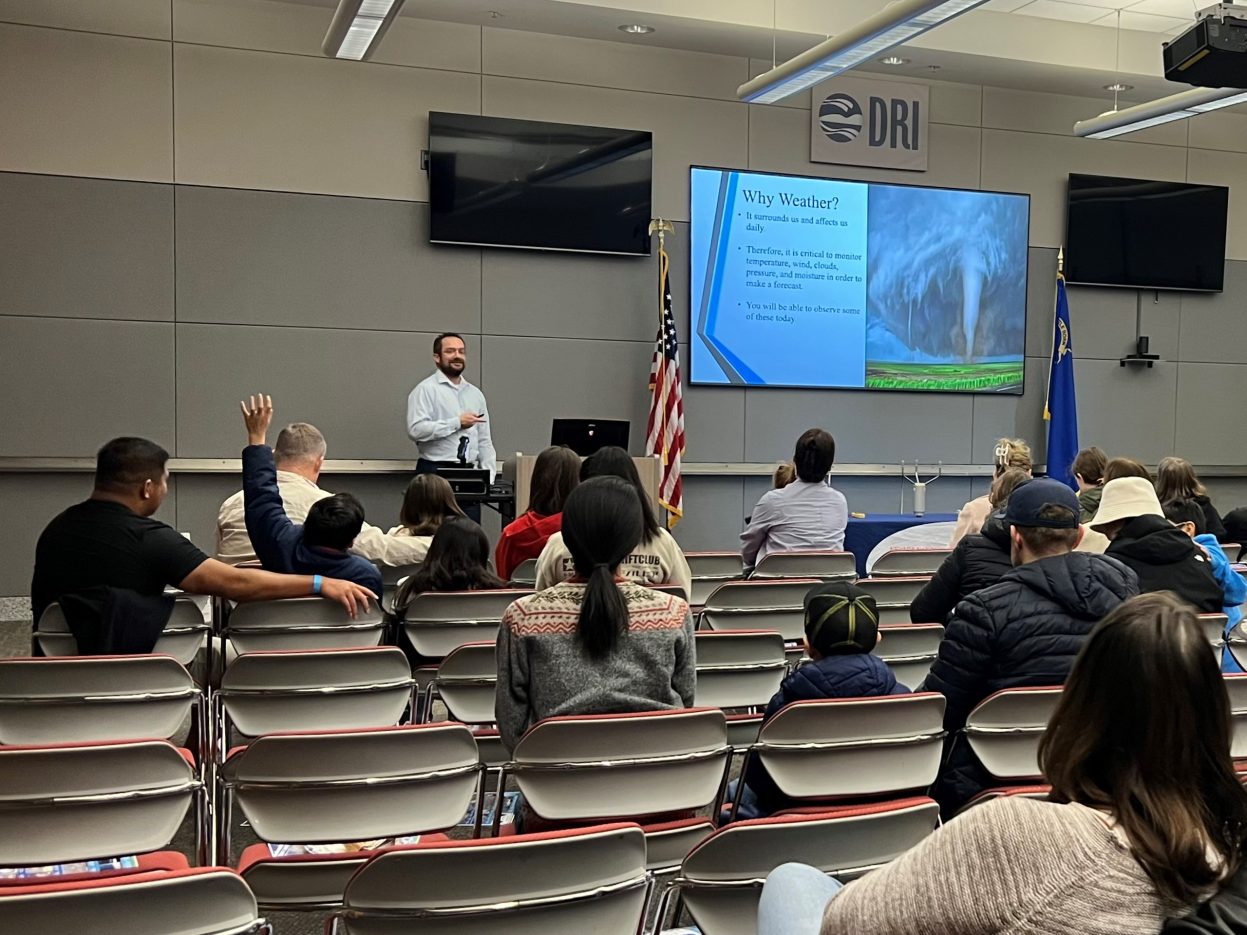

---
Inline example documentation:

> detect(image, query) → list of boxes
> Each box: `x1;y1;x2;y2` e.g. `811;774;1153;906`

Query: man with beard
406;332;495;522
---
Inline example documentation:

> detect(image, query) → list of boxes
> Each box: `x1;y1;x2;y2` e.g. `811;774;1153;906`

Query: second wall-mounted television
427;113;652;255
1065;174;1228;292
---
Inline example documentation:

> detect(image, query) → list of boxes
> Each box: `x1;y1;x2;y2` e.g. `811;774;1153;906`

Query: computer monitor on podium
550;419;629;456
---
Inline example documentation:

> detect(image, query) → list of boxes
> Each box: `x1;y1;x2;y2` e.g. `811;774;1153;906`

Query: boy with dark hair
1163;497;1246;672
735;582;908;818
241;395;382;595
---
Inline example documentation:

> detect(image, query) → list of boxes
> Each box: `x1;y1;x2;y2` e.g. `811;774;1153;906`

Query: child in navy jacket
737;581;909;818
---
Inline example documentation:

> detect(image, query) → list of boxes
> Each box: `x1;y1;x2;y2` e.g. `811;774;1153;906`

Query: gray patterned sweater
823;796;1184;934
494;580;696;751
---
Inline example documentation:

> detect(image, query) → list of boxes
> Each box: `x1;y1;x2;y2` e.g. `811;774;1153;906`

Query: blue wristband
312;574;323;595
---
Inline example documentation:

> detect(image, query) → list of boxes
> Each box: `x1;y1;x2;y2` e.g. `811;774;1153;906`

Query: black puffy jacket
910;512;1013;624
1107;514;1224;613
919;551;1138;814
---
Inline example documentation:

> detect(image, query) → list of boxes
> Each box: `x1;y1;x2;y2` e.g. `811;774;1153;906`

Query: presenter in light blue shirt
406;332;496;522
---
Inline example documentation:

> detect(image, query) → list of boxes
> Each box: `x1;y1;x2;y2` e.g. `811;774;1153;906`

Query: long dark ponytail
560;476;644;659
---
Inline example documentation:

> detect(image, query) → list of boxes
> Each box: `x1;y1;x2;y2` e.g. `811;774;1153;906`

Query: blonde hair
990;467;1030;508
1155;456;1206;502
993;438;1032;477
773;462;796;489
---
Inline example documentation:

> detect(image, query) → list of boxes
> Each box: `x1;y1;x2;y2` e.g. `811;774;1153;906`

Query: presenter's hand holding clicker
458;411;486;429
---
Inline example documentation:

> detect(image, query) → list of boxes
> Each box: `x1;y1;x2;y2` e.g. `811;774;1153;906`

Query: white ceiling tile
1124;0;1200;18
1012;0;1117;22
981;0;1034;11
1115;9;1194;29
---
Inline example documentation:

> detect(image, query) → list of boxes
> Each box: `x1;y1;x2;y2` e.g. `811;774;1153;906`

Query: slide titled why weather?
690;168;868;387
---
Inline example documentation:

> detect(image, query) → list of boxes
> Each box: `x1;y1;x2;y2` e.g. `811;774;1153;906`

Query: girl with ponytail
495;476;696;752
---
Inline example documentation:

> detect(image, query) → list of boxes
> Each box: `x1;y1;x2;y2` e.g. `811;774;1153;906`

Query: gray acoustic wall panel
1065;283;1181;362
0;473;177;598
970;357;1050;464
175;324;473;459
480;334;655;460
671;476;747;552
1178;262;1247;364
175;187;482;334
0;316;176;456
1076;358;1178;464
0;173;174;321
1174;363;1247;464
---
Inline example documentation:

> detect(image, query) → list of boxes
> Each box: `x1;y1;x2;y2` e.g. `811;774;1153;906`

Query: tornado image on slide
864;185;1029;392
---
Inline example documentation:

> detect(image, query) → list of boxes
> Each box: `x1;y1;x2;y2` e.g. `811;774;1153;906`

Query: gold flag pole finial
648;218;674;249
1057;245;1065;276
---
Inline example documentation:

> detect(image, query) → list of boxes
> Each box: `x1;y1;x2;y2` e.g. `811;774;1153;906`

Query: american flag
646;242;685;527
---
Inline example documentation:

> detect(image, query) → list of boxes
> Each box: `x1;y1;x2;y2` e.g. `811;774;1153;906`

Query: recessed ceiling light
927;64;942;71
618;24;655;34
1104;82;1134;92
880;55;910;65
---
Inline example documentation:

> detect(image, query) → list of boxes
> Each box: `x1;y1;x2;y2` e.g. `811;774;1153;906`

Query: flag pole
1043;246;1065;422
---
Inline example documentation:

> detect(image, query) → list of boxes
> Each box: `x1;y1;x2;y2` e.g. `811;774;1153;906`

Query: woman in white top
949;437;1032;547
758;591;1247;935
740;428;848;574
534;446;692;598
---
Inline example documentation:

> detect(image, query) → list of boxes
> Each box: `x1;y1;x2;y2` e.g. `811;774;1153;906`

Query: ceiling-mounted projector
1164;4;1247;88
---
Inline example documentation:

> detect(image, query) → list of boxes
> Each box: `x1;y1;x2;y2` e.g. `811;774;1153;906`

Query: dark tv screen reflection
1065;174;1228;292
427;112;653;255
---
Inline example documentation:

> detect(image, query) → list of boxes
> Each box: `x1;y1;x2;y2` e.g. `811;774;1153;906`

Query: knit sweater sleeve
672;604;696;707
821;798;1109;935
494;604;531;752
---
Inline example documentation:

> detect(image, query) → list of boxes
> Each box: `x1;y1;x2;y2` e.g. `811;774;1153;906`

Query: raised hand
240;394;274;446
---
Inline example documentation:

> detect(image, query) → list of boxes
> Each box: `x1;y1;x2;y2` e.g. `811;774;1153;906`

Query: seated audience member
31;435;376;651
1223;507;1247;553
759;592;1247;935
534;446;692;597
1103;456;1153;483
241;396;382;596
735;583;907;818
910;468;1029;624
1091;477;1223;613
948;437;1032;547
920;478;1137;814
773;461;797;489
1163;497;1246;672
494;445;580;582
386;473;465;565
495;476;695;752
1156;456;1228;540
1072;445;1108;523
216;420;427;567
392;516;506;614
740;429;848;573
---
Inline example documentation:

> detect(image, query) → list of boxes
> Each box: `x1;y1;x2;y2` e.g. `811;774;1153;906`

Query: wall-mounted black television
427;113;652;255
1065;174;1228;292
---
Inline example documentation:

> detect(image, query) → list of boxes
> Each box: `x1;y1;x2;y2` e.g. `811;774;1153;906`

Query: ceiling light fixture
618;24;656;34
323;0;406;61
1103;83;1133;92
737;0;990;103
1074;85;1247;138
880;55;910;65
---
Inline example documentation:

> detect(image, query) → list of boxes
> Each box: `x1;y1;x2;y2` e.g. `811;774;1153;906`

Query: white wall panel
981;87;1188;146
173;43;480;199
173;0;482;72
1187;147;1247;262
485;28;747;100
0;0;169;38
0;24;173;181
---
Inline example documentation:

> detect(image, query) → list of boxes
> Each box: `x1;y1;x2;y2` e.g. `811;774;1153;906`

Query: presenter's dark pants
416;458;481;524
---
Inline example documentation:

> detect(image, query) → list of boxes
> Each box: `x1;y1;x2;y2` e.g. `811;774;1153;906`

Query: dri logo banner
811;78;929;172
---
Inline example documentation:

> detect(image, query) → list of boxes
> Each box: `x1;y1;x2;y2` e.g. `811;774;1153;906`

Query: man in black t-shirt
31;436;377;644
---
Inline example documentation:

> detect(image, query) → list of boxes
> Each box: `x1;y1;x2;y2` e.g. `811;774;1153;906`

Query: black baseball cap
803;582;879;656
1004;477;1081;529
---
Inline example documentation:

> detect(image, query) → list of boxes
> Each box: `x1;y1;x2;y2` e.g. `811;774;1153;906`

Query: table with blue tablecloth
844;513;958;577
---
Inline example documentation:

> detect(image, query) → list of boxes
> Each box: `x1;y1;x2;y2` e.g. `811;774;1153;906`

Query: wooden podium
510;452;662;516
